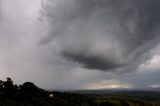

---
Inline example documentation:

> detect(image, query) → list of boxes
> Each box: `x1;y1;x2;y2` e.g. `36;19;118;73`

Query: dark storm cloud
41;0;160;72
62;51;126;71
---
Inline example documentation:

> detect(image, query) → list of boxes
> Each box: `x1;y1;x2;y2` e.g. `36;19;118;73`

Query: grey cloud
62;51;127;71
1;0;160;90
42;0;160;71
118;69;160;89
41;0;160;72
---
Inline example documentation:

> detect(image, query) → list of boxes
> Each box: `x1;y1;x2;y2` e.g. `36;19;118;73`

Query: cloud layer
42;0;160;72
0;0;160;90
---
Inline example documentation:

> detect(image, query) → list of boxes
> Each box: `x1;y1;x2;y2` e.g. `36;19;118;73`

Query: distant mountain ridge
68;88;160;95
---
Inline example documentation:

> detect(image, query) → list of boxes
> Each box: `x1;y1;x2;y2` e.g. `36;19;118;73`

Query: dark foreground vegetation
0;78;160;106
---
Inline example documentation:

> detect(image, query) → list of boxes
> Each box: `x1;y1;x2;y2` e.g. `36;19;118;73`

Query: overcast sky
0;0;160;90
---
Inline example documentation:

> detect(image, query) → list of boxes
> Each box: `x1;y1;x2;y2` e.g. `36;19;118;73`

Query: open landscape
0;78;160;106
1;0;160;105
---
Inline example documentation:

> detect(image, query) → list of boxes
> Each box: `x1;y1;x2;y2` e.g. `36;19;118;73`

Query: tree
0;80;3;93
3;77;16;98
19;82;42;99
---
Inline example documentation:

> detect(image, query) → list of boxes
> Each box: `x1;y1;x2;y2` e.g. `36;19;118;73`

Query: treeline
0;77;53;106
0;77;95;106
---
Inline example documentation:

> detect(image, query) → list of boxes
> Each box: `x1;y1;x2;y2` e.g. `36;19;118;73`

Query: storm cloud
0;0;160;90
41;0;160;72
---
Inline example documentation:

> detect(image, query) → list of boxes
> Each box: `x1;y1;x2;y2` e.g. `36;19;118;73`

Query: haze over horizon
0;0;160;90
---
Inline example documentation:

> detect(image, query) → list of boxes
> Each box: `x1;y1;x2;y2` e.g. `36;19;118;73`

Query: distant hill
68;88;160;95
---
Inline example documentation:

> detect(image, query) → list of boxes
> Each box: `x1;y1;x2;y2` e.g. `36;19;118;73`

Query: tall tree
2;77;18;99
